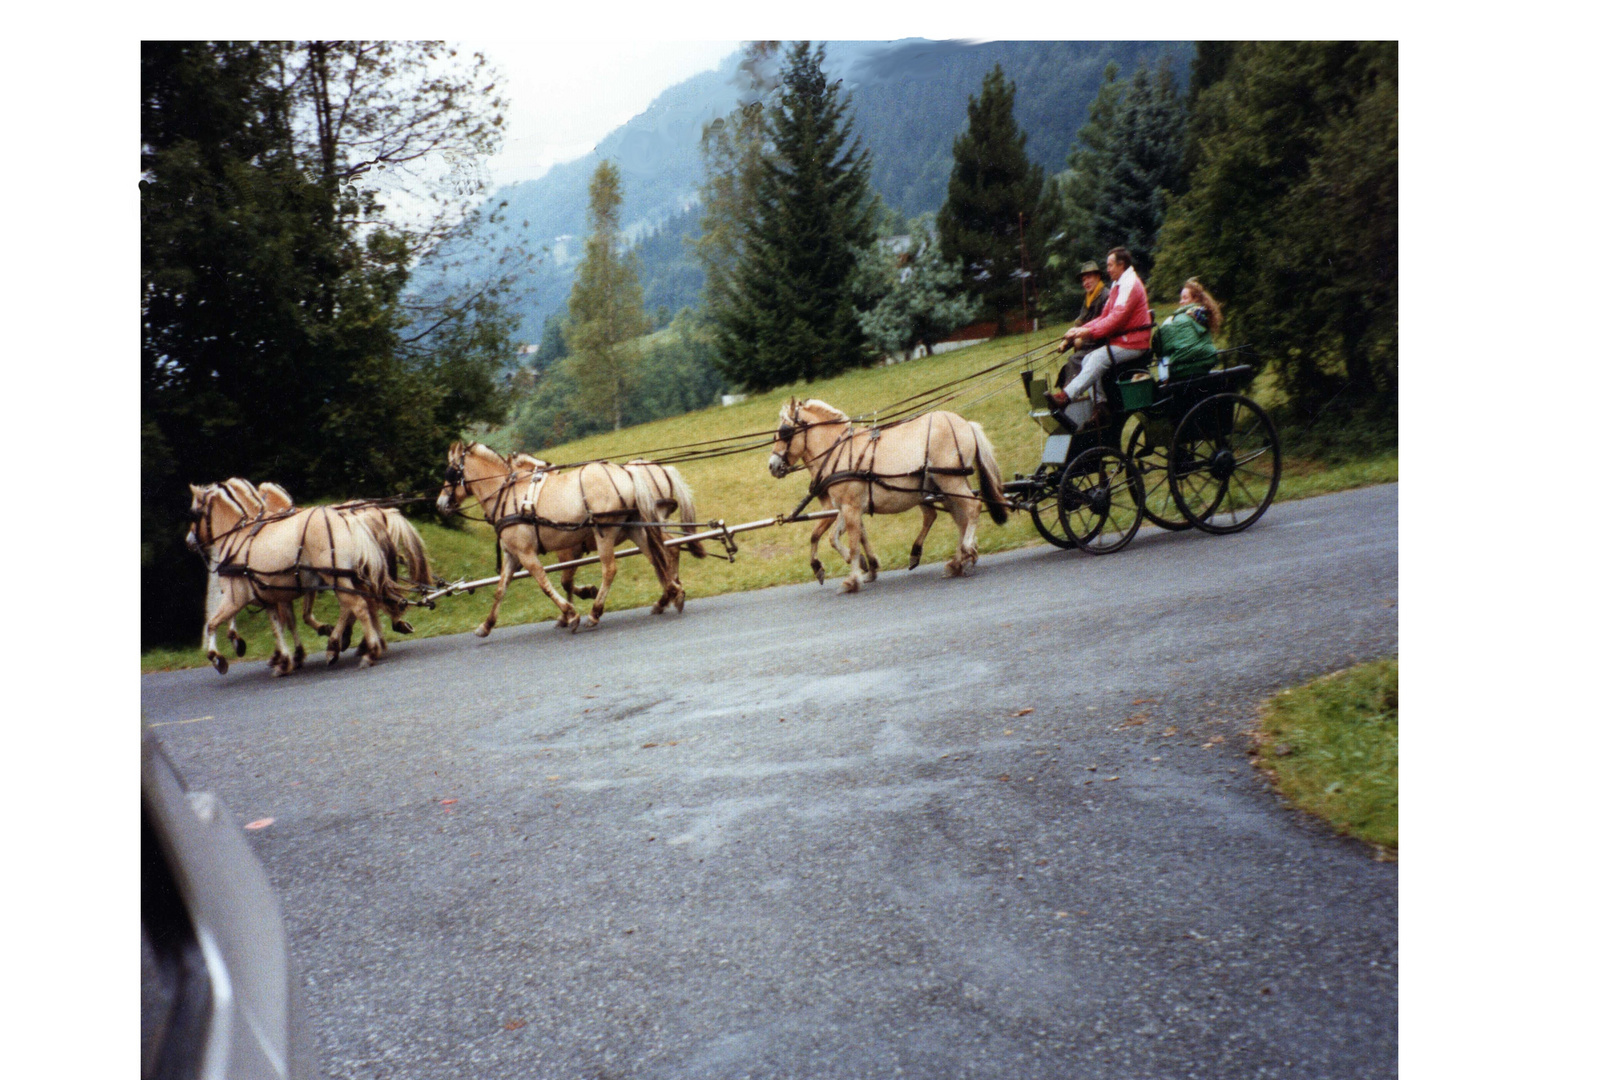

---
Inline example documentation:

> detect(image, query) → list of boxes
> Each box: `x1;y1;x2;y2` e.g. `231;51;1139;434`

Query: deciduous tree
565;160;648;431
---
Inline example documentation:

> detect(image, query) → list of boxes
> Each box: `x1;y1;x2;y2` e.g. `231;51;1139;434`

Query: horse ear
189;483;203;498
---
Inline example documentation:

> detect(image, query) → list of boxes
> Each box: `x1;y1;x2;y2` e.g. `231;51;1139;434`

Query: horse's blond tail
629;461;706;560
969;422;1010;526
383;509;433;585
345;510;408;607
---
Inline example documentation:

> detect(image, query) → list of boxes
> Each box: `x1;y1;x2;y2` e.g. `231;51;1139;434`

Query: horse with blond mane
436;442;694;633
187;483;408;673
767;398;1009;592
506;453;707;612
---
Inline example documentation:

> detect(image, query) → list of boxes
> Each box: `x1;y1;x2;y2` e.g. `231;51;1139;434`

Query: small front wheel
1026;462;1078;549
1058;447;1144;555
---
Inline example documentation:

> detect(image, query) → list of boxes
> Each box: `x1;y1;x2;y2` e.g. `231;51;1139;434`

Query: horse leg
909;504;938;570
264;603;294;676
327;604;356;665
203;584;251;674
583;530;620;629
859;529;880;581
346;592;385;668
807;512;839;585
838;503;868;593
282;602;306;669
475;547;520;637
513;544;578;630
558;550;598;602
302;591;334;638
642;526;682;615
941;484;981;577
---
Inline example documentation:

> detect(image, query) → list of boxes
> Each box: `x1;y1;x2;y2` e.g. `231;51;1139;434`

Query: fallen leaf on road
504;1019;527;1031
1105;776;1119;782
545;775;561;781
1012;708;1034;717
1003;728;1015;736
642;743;660;749
1130;698;1158;706
1122;714;1148;727
997;774;1012;782
1202;736;1225;748
244;818;273;830
1054;911;1069;918
440;798;457;806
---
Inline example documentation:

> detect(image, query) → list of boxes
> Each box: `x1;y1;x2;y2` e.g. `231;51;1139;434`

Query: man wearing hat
1054;260;1110;390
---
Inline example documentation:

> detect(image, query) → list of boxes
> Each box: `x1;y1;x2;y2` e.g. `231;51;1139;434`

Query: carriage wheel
1124;416;1194;532
1058;447;1144;555
1026;463;1079;549
1168;393;1281;535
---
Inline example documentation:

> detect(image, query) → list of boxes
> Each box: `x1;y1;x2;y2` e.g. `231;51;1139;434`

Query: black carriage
1001;346;1281;554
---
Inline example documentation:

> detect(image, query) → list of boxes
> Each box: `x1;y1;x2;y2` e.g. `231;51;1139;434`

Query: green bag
1153;304;1220;378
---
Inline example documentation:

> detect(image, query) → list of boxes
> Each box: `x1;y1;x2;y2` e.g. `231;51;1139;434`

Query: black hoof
391;620;414;634
209;653;227;674
293;644;306;669
574;585;598;600
811;559;825;585
340;626;353;651
233;637;247;658
314;623;335;637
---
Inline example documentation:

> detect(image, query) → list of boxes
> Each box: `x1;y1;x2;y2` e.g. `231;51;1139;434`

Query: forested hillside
439;40;1192;343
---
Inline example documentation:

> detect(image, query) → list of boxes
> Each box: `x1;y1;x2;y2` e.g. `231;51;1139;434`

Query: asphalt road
142;482;1399;1080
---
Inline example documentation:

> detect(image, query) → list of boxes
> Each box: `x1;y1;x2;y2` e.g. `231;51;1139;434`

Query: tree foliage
709;41;877;390
565;160;648;431
936;64;1046;327
1088;59;1187;281
855;219;983;358
1043;62;1125;316
1151;42;1397;411
141;41;514;647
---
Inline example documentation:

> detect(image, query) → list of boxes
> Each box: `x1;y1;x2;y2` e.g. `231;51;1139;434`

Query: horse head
436;441;471;516
769;397;805;478
186;482;249;554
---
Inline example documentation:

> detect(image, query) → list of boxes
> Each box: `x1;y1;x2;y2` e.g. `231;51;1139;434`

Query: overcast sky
461;40;741;186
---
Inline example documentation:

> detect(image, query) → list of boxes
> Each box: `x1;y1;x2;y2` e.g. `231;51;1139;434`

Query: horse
435;442;686;633
187;483;407;673
506;453;707;613
767;397;1010;593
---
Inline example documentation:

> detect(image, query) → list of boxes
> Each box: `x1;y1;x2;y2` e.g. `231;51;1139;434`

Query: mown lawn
1255;658;1399;856
143;329;1396;672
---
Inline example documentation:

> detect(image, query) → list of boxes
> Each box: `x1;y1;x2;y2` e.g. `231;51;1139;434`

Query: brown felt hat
1078;261;1103;276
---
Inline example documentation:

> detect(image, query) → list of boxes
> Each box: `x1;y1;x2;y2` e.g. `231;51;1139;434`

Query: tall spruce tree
1089;59;1187;282
1151;41;1397;410
713;41;876;389
936;64;1046;328
1043;62;1126;316
565;160;649;431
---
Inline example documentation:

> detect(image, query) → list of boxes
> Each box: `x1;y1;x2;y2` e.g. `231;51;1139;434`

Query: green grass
1255;659;1399;856
143;328;1396;672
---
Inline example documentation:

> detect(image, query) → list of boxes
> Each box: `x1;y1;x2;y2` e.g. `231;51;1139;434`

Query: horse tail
346;510;407;608
660;463;707;559
383;509;432;585
969;422;1010;526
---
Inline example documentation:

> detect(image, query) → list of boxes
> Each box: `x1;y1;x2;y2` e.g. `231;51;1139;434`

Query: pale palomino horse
188;483;405;673
506;453;707;612
767;397;1010;592
436;442;683;633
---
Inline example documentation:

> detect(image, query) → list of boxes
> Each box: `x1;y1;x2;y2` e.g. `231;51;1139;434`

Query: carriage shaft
419;509;842;603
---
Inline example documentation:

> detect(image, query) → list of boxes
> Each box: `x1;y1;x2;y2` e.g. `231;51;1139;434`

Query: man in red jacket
1047;247;1153;409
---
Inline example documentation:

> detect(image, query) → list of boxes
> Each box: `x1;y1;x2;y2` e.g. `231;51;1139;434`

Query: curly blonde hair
1183;277;1223;333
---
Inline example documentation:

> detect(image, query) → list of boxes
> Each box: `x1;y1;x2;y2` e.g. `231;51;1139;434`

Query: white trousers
1063;345;1149;402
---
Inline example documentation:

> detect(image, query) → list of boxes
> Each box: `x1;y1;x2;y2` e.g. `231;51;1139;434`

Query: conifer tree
1044;62;1125;315
565;160;648;431
936;64;1046;328
1151;41;1397;410
714;41;876;389
1089;59;1187;282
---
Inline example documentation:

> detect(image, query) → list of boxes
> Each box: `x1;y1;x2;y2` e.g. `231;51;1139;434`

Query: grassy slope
143;328;1396;671
1255;658;1399;856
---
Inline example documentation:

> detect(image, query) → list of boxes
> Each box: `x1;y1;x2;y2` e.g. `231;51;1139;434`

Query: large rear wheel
1058;447;1144;554
1124;415;1194;532
1168;394;1281;534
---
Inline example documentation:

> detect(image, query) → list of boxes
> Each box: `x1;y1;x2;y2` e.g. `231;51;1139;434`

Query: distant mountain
433;40;1193;344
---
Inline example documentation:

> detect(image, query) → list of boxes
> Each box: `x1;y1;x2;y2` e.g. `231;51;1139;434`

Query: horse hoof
651;602;666;615
359;654;374;669
811;559;825;585
869;556;881;574
475;624;492;638
209;652;227;675
392;620;414;634
341;627;353;651
944;562;963;578
327;649;340;667
293;645;306;669
234;637;247;658
314;623;334;637
574;585;598;600
841;578;860;594
675;592;686;614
